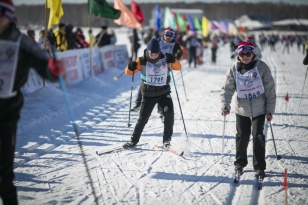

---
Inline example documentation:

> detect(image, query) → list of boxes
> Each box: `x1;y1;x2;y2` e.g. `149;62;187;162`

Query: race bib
160;40;175;55
236;67;265;99
0;37;21;98
145;58;168;86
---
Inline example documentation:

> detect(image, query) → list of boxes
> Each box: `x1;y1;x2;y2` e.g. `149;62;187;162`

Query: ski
257;175;264;190
96;143;148;156
233;170;243;183
154;145;184;157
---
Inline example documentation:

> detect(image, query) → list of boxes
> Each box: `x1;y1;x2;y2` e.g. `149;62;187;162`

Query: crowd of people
24;24;117;52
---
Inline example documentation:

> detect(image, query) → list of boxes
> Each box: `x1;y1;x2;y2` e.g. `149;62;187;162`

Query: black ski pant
0;120;18;205
131;92;174;143
188;47;197;68
211;48;217;63
234;114;266;171
134;85;163;114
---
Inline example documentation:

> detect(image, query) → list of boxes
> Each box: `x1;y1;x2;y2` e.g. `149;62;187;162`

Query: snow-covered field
9;31;308;205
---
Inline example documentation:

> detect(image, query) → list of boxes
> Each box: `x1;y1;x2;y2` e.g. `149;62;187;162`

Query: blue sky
13;0;308;6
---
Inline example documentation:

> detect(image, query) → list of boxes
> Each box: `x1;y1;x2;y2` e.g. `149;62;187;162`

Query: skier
123;38;181;148
130;27;183;122
220;41;276;179
0;1;66;204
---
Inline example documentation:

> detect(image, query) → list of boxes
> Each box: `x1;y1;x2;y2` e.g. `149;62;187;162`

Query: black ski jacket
0;23;58;122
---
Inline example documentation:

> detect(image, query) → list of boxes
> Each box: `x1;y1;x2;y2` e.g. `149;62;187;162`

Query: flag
202;16;210;37
219;20;228;33
154;5;162;31
238;26;246;33
187;15;195;31
46;0;64;29
285;92;289;102
114;0;142;30
176;13;187;31
194;17;202;31
163;7;177;30
211;20;219;31
131;0;144;23
88;0;120;19
228;23;238;36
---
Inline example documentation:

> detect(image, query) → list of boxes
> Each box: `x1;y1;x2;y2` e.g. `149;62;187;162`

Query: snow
8;31;308;205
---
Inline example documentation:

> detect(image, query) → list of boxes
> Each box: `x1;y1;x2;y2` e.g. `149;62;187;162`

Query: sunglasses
165;34;173;37
239;52;252;57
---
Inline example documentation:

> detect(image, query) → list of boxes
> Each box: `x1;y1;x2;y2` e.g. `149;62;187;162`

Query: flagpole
44;0;49;87
88;15;93;76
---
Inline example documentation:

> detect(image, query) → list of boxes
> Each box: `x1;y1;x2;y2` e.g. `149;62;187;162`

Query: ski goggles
239;52;253;57
164;30;175;37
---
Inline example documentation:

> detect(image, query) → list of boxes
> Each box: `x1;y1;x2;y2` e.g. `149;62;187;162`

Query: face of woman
164;34;174;43
238;51;254;64
148;53;159;60
0;16;10;34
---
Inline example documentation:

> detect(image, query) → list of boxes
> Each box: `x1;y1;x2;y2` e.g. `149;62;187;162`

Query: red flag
285;92;289;102
114;0;142;30
131;0;144;23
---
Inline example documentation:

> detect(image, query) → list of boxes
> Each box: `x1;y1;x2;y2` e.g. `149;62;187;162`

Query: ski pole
113;71;125;81
269;121;282;160
51;49;99;205
169;64;188;139
297;66;308;115
221;115;226;164
180;70;189;102
128;71;135;127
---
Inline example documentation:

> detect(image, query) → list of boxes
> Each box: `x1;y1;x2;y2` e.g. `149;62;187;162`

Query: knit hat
237;41;255;54
0;0;15;21
147;38;161;54
164;27;175;36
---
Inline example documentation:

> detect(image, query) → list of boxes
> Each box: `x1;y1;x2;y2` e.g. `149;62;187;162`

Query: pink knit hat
164;27;175;36
237;41;255;54
0;0;15;21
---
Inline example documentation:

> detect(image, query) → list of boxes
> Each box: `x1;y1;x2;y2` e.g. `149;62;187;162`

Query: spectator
129;29;140;60
54;22;67;51
87;29;96;47
96;25;110;47
109;29;117;45
75;27;89;48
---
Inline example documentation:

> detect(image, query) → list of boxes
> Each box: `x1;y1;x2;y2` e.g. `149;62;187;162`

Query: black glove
166;53;175;64
128;61;137;71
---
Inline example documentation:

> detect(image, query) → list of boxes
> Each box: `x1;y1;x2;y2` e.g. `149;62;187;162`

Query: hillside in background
15;2;308;28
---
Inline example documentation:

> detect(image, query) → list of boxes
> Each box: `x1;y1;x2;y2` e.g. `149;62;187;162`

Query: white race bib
160;40;175;55
0;37;21;98
236;67;265;99
145;58;168;86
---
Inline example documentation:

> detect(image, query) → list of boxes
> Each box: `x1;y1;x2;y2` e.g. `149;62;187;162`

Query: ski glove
266;113;273;122
48;59;65;77
128;61;137;71
166;53;175;64
221;106;230;116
